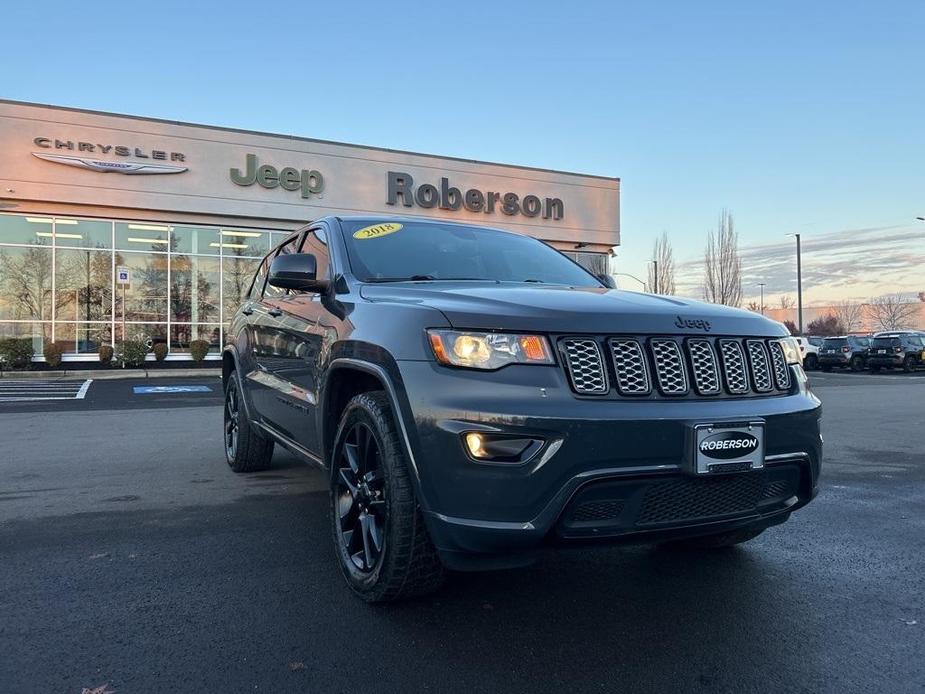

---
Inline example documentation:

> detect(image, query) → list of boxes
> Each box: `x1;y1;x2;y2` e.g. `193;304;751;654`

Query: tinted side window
299;228;331;280
263;235;302;299
248;258;269;300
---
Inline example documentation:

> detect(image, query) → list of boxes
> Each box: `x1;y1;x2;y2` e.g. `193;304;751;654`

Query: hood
359;282;786;336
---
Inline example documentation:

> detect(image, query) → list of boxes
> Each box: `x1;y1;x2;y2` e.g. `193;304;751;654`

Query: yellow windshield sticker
353;222;403;240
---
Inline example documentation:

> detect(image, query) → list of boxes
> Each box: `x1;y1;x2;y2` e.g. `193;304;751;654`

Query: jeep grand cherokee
222;217;822;602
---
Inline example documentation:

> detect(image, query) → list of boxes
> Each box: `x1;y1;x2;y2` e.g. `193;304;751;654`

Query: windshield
340;219;603;287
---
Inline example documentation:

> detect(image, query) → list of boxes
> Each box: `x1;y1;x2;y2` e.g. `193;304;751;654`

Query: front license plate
692;422;765;475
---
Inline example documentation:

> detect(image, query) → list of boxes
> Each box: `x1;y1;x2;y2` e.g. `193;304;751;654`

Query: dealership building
0;100;620;361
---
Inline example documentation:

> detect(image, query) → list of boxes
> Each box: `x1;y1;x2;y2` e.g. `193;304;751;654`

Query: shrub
806;313;844;336
43;340;68;368
0;338;35;369
153;343;169;362
783;320;800;336
189;339;210;362
98;344;114;364
116;340;149;368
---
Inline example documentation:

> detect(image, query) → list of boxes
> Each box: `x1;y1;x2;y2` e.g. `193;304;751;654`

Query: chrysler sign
32;137;188;175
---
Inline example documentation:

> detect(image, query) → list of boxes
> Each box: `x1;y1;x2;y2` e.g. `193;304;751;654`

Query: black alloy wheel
850;356;864;372
903;356;916;373
224;380;240;460
335;421;387;572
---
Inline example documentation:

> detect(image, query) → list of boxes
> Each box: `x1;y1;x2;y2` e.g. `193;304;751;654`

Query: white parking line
0;379;93;402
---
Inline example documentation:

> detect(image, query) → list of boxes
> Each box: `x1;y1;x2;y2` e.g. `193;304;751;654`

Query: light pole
757;283;766;314
787;233;803;334
649;259;658;294
614;273;648;292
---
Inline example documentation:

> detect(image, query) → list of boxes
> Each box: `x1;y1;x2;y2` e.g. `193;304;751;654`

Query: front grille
638;473;764;525
570;499;625;523
746;340;773;392
650;339;688;395
561;336;792;399
562;339;607;394
609;339;651;395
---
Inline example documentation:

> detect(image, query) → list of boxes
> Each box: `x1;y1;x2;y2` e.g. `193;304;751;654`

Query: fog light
462;432;541;463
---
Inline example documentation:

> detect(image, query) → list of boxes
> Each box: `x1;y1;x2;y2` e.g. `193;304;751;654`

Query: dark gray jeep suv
222;216;822;602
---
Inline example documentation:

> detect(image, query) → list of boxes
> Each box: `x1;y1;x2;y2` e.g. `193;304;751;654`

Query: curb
0;368;222;381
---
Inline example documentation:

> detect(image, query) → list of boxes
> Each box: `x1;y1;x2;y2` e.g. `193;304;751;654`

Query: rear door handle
268;307;283;317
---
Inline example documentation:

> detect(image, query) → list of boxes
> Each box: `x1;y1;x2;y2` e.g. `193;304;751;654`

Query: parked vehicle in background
818;335;870;372
794;337;819;370
867;333;925;373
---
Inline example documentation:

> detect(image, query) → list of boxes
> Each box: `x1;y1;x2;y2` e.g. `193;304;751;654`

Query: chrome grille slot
650;339;688;395
746;340;773;392
608;339;651;395
719;339;749;394
768;340;791;390
687;339;721;395
562;339;608;394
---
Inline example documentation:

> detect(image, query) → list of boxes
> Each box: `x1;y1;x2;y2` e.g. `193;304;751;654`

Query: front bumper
394;360;822;569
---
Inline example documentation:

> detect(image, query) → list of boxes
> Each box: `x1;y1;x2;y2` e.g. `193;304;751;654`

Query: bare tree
703;209;742;307
746;300;761;312
648;231;676;295
866;294;919;331
778;295;796;310
832;300;865;333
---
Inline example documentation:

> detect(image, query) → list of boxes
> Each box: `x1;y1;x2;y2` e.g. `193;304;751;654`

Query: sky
1;0;922;307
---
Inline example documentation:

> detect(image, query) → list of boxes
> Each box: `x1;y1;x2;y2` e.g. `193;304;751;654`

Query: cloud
675;223;925;302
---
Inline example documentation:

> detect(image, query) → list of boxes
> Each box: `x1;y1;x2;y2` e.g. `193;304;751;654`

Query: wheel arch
320;358;424;500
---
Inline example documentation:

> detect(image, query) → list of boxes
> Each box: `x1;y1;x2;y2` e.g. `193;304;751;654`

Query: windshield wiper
364;276;497;283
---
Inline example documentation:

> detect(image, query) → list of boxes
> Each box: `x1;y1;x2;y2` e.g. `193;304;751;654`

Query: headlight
427;329;553;370
779;337;801;364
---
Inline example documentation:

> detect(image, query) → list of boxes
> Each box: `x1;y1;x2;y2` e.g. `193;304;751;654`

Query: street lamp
648;259;658;294
786;233;803;334
757;283;766;315
614;273;647;292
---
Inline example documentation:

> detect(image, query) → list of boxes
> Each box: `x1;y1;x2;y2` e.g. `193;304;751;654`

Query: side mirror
267;253;328;292
596;273;617;289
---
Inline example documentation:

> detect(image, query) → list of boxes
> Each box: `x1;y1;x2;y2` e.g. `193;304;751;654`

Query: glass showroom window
116;251;169;322
54;323;113;354
0;244;54;321
170;254;221;325
54;248;113;323
219;228;271;258
170;324;221;354
115;222;171;252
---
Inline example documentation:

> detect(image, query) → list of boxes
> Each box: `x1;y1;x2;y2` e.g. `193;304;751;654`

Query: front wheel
330;391;444;602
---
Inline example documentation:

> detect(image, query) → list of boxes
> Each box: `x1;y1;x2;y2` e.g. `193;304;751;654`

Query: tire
330;391;444;602
223;370;274;472
903;356;916;373
850;356;864;372
660;526;766;550
804;354;818;371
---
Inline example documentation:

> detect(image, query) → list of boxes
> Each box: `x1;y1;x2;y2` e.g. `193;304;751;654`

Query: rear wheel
330;391;444;602
821;365;832;372
903;356;916;373
804;354;818;370
850;356;864;372
224;371;274;472
660;526;766;550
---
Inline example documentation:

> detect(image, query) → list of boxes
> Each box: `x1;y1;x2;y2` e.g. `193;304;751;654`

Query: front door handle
268;307;283;317
241;306;254;316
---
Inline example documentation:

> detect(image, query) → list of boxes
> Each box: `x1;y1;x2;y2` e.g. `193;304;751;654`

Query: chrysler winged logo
31;152;188;175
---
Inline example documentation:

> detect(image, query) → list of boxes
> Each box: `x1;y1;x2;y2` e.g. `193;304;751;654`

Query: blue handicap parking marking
133;385;213;394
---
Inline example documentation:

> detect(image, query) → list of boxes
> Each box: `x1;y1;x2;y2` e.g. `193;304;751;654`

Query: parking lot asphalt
0;371;922;693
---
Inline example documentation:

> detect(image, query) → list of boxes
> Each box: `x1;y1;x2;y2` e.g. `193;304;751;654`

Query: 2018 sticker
353;222;403;239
